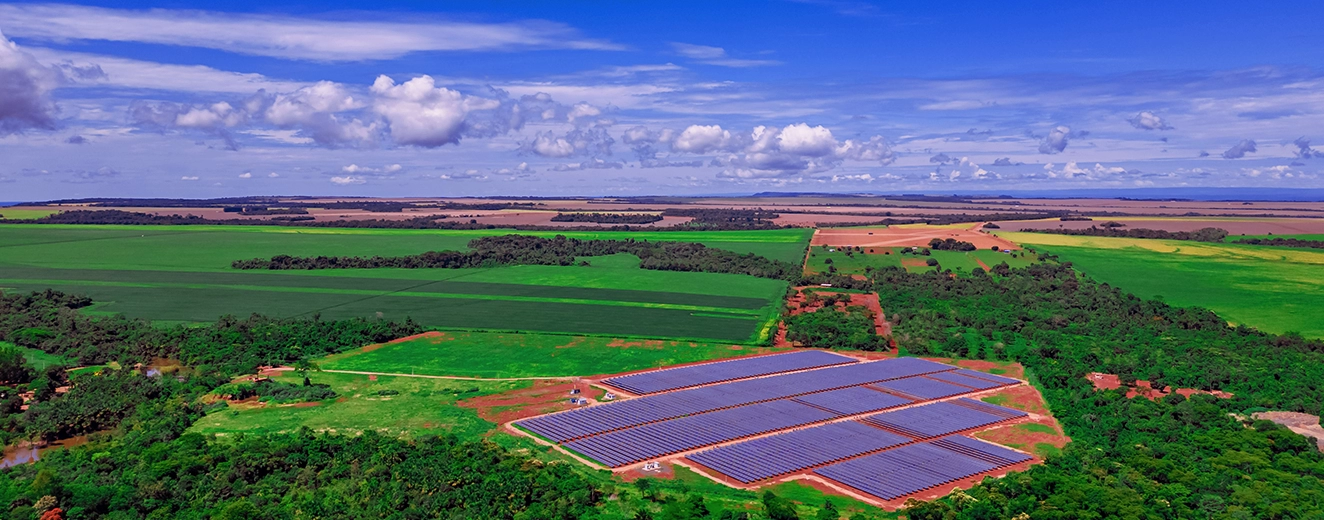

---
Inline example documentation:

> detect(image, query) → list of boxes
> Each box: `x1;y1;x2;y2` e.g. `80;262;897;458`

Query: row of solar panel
564;400;838;467
862;399;1028;439
601;350;857;395
516;357;956;442
685;399;1027;482
815;437;1032;501
688;421;912;483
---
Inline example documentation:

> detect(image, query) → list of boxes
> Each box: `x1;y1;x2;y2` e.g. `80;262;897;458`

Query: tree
0;345;36;385
815;500;839;520
763;491;799;520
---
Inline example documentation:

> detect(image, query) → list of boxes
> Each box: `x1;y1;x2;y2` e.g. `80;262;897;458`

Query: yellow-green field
999;231;1324;337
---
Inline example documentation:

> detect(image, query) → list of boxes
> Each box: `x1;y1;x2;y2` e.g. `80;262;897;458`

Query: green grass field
805;246;1037;275
1001;232;1324;338
0;225;807;342
1;341;72;370
188;371;518;439
319;331;783;378
0;208;61;220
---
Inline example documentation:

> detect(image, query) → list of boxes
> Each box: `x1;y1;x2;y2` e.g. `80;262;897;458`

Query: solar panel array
688;421;912;483
871;377;974;400
815;436;1030;501
564;400;838;467
602;350;857;395
516;357;955;442
791;386;913;416
862;400;1027;439
925;371;1007;391
953;368;1020;385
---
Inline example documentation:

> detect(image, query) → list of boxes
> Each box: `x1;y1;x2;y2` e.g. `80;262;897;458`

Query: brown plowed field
812;224;1018;250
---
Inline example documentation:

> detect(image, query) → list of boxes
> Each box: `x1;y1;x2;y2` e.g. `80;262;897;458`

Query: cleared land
188;371;521;439
320;331;780;379
0;225;807;342
1000;231;1324;338
812;224;1019;250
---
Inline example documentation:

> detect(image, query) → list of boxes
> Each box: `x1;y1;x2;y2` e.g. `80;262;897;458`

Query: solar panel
688;421;912;483
515;357;955;442
861;400;1026;439
815;442;1001;501
929;435;1033;466
870;376;973;400
950;398;1027;419
791;386;913;416
952;368;1020;385
563;400;839;467
924;371;1007;390
602;350;858;395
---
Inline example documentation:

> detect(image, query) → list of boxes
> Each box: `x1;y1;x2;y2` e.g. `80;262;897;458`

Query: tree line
551;212;664;224
928;238;977;251
232;234;802;281
1234;236;1324;249
1023;226;1231;242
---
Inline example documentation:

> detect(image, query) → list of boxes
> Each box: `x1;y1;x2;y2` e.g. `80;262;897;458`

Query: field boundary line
320;369;576;381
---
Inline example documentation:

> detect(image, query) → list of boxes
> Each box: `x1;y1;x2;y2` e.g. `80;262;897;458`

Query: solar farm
512;351;1040;505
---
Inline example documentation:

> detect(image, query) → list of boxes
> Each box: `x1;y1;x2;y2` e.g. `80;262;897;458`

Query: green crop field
0;225;808;342
320;331;783;378
188;371;518;439
805;246;1037;275
1001;232;1324;338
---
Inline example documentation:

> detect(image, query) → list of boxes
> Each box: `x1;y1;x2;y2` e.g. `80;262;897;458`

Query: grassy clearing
1;341;71;370
188;371;521;439
0;208;61;220
0;226;795;342
805;246;1037;276
1001;231;1324;338
320;331;781;378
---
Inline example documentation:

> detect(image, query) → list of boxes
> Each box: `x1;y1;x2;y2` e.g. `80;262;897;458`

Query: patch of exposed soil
1252;411;1324;452
460;380;605;424
974;419;1070;458
1087;373;1233;400
813;224;1019;251
617;461;677;482
981;384;1052;416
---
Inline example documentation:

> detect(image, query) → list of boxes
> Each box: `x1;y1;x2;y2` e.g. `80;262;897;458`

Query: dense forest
870;263;1324;518
784;304;889;352
1234;237;1324;249
1023;226;1230;242
551;212;664;224
927;238;977;251
232;234;802;281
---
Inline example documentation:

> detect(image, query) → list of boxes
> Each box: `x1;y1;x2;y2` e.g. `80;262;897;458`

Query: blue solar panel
861;400;1026;439
563;400;838;467
815;442;1001;500
791;386;913;416
870;376;973;400
929;435;1033;466
515;357;955;442
688;421;912;483
952;368;1020;386
603;350;857;395
950;398;1027;420
924;371;1006;390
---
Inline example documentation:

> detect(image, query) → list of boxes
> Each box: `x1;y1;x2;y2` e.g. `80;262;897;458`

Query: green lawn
1002;232;1324;338
806;246;1036;276
0;225;802;342
319;331;782;378
188;371;519;439
1;341;72;370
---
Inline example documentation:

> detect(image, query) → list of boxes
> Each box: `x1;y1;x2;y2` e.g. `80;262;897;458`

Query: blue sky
2;0;1323;199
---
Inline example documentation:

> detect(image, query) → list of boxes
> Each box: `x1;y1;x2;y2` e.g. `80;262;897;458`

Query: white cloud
330;175;366;185
777;123;837;157
24;47;307;94
1038;125;1072;154
180;176;199;181
370;75;468;148
265;81;378;147
0;30;60;135
0;4;623;62
268;172;280;178
238;172;252;179
340;163;402;175
673;125;738;153
1128;111;1173;130
669;42;780;68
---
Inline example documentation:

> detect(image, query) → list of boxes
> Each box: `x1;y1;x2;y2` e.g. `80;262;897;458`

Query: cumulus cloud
238;172;252;179
370;75;470;148
0;30;61;135
1128;111;1173;130
493;162;532;175
1037;125;1072;154
330;176;366;185
673;125;739;154
1293;137;1322;159
550;158;625;171
992;157;1020;166
180;175;199;181
929;153;954;164
130;99;256;150
266;81;378;147
341;163;402;175
1043;161;1130;180
1222;139;1257;159
649;123;894;179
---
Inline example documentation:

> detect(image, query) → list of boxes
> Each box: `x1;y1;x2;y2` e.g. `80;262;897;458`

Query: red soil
1087;372;1233;400
974;419;1070;458
812;224;1018;251
459;380;605;424
617;461;677;482
981;384;1052;416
